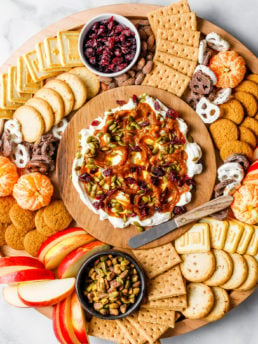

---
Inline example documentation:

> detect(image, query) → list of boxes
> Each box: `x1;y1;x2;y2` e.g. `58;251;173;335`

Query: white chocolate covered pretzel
198;39;207;64
217;162;244;183
213;88;232;105
11;143;30;168
206;32;230;51
4;119;22;143
52;118;68;140
194;65;217;85
196;97;220;123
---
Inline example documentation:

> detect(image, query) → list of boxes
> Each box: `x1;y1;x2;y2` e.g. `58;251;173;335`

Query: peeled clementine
13;172;54;211
0;156;19;197
231;184;258;224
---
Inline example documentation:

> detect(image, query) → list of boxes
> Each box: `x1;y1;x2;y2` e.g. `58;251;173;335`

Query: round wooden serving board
0;3;257;340
57;85;216;248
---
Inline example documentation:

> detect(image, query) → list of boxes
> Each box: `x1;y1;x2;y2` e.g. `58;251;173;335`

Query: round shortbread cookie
234;91;257;117
69;67;100;99
44;79;75;116
239;126;257;149
35;88;65;125
180;252;216;282
220;99;244;124
182;283;214;319
56;72;87;110
221;253;248;289
14;105;45;142
203;286;230;322
204;249;233;286
27;97;54;132
236;80;258;99
236;255;258;291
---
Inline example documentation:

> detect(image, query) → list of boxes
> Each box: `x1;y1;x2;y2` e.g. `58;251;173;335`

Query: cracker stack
143;0;200;97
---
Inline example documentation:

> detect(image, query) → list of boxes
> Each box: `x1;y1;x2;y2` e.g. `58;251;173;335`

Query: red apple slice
0;256;44;269
37;228;86;263
59;296;81;344
57;241;109;279
0;266;38;277
18;278;75;307
2;285;30;308
44;234;95;270
0;268;55;284
53;303;68;344
70;292;89;344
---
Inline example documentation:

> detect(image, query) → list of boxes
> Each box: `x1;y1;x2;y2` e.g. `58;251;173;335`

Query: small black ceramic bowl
76;249;146;320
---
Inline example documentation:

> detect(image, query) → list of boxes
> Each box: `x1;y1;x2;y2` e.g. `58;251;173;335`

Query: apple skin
0;256;44;269
53;303;68;344
70;292;89;344
44;234;95;270
57;241;109;279
58;295;81;344
37;228;86;263
17;278;75;307
2;285;30;308
0;268;55;284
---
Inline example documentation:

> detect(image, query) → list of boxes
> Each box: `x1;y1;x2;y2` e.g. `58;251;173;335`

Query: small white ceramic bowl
78;13;141;78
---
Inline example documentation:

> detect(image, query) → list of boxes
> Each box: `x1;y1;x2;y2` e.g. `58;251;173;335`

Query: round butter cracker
204;249;233;286
236;255;258;291
45;79;74;116
180;252;216;282
69;67;100;99
203;286;230;322
26;97;54;133
221;253;248;290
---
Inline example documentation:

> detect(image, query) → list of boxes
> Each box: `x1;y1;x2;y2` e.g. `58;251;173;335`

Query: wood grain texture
57;85;216;248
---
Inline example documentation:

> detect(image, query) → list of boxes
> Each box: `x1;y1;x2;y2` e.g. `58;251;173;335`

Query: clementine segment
13;172;54;211
209;51;246;88
0;157;19;197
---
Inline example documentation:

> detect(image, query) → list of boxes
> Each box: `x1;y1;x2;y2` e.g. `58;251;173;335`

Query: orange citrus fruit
209;51;246;88
231;184;258;224
0;156;19;197
13;172;54;211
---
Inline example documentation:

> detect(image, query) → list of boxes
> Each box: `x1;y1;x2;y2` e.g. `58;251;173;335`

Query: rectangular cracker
138;308;175;328
36;42;67;73
142;294;187;311
157;28;200;47
133;243;181;279
117;317;146;344
127;312;169;343
235;221;254;254
149;12;197;35
156;39;198;61
246;226;258;256
148;0;190;33
199;217;228;249
142;62;190;97
154;51;196;77
7;66;32;104
148;265;186;300
0;74;20;110
16;56;42;93
57;30;84;67
223;220;244;253
23;50;61;82
175;223;210;254
88;317;130;344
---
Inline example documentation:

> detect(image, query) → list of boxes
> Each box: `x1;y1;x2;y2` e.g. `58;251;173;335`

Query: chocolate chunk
190;70;213;95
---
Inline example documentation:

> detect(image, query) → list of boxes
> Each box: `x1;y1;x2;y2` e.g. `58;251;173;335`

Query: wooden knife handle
175;195;233;227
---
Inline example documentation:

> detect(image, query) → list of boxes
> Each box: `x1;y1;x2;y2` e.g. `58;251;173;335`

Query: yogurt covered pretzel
4;119;22;144
217;162;245;183
196;97;220;123
52;118;68;140
206;32;230;51
194;65;217;85
213;88;232;105
11;143;30;168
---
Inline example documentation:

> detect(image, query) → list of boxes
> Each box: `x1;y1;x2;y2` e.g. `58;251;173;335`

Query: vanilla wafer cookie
180;252;216;282
143;62;190;97
149;12;197;34
157;39;199;61
204;249;233;286
175;223;210;254
157;28;200;47
154;51;197;77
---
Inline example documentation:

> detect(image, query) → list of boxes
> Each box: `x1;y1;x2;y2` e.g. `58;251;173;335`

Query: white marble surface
0;0;257;343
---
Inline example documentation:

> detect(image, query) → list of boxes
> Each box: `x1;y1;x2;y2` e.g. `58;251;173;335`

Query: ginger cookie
236;255;258;291
182;283;214;319
26;97;54;132
14;105;45;142
35;208;59;237
210;119;238;149
0;196;16;224
203;287;230;322
241;117;258;136
5;224;27;250
247;74;258;84
236;80;258;99
204;249;233;286
69;67;100;99
0;222;8;245
23;229;47;257
221;253;248;290
220;140;253;161
180;252;216;282
234;91;257;117
220;99;244;124
43;200;72;230
239;126;257;149
9;203;35;231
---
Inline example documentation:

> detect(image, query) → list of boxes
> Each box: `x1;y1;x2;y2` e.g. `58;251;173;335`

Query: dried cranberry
177;179;184;187
93;201;104;210
125;177;136;184
107;188;118;197
166;109;179;119
121;45;130;54
130;166;137;173
85;47;94;58
107;16;114;30
107;37;115;49
132;94;138;103
130;145;142;152
79;173;92;183
152;166;165;177
90;168;98;174
173;206;186;215
91;120;100;126
96;194;106;201
184;176;196;186
154;101;160;111
103;168;112;177
112;57;123;64
114;48;122;57
140;121;150;127
131;212;137;217
138;181;147;190
115;24;123;34
150;176;159;186
116;63;127;72
140;206;149;217
169;171;179;182
92;22;99;31
89;56;96;65
116;100;126;106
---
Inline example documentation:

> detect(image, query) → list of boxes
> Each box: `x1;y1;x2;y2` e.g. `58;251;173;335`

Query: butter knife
128;195;233;249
